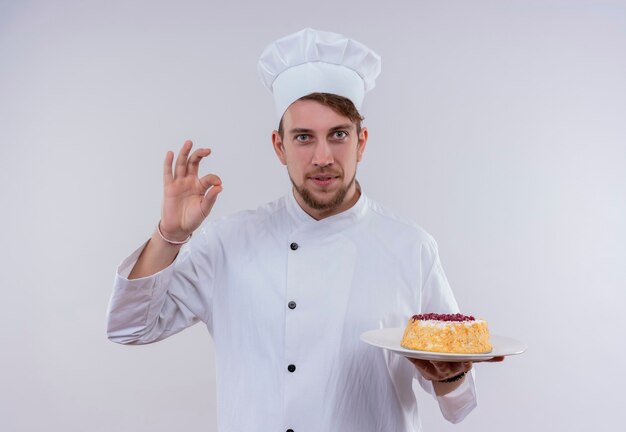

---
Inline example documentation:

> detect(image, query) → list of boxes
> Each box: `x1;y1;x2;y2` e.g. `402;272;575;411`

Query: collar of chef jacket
285;186;369;234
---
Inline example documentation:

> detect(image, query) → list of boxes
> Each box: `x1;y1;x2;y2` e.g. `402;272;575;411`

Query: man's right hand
127;140;222;279
159;140;223;242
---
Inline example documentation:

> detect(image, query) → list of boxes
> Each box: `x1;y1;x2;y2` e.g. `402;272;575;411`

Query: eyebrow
329;124;354;132
289;128;314;135
288;124;354;135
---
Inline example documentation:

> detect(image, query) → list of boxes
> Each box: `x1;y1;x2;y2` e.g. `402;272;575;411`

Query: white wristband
157;221;192;245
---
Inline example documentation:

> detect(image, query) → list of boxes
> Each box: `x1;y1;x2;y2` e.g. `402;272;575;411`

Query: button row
287;240;298;432
288;243;297;310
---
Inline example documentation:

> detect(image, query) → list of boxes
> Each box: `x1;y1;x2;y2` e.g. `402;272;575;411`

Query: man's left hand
407;356;504;396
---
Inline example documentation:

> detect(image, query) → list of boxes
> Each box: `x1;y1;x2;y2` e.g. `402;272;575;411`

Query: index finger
187;147;212;177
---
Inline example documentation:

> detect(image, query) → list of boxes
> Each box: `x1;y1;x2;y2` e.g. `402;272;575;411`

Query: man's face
272;99;368;220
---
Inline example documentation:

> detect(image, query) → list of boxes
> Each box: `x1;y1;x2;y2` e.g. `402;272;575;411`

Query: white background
1;0;625;431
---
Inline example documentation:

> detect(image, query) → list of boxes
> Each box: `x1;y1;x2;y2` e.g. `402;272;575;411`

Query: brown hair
277;92;364;139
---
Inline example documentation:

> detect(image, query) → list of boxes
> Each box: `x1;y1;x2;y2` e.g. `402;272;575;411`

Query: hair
277;92;365;139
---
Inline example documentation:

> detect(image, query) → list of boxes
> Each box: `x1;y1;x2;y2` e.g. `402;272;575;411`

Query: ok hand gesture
159;140;223;242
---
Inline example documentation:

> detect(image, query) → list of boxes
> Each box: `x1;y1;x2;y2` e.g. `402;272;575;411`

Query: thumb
199;174;223;218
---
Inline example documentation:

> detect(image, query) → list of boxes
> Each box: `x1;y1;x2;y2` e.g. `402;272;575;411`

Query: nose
312;139;333;167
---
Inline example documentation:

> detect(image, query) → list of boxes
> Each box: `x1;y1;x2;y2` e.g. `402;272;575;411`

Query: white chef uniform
107;190;478;431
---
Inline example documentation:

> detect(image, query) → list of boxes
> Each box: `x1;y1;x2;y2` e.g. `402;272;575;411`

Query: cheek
283;152;308;174
287;147;313;165
344;148;361;166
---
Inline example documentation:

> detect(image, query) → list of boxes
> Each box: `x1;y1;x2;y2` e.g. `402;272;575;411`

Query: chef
107;28;499;431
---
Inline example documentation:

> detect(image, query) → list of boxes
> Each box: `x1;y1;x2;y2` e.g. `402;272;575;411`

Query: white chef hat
257;28;381;121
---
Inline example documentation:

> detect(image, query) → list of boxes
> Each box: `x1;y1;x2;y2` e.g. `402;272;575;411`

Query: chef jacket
107;190;478;431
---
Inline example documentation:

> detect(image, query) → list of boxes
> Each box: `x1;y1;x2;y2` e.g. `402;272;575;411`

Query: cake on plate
400;313;492;354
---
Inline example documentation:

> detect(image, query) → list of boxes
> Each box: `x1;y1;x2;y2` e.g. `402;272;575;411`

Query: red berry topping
410;313;475;322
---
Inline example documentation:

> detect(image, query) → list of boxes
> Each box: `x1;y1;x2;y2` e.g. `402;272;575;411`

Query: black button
288;301;296;309
290;242;299;250
287;364;296;373
286;429;294;432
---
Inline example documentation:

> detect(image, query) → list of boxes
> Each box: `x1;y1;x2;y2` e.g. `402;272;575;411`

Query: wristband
438;371;466;383
157;221;192;245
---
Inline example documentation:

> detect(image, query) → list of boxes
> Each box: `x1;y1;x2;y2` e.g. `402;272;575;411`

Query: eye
332;131;348;140
295;134;311;142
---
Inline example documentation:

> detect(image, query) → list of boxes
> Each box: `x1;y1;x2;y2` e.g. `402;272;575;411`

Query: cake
400;313;492;354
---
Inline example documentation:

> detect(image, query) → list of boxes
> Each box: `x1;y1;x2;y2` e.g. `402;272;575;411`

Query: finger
174;140;193;179
163;150;174;186
187;148;211;177
406;358;438;380
473;356;505;363
461;361;473;372
407;358;433;371
431;361;454;374
433;360;470;380
198;174;223;217
198;174;222;192
200;183;223;219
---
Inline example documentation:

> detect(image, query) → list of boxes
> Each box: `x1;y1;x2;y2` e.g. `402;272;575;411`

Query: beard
289;168;357;211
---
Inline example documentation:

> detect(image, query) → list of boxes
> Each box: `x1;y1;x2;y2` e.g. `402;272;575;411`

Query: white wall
1;0;624;431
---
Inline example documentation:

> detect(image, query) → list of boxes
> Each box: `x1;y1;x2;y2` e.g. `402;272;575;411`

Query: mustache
306;168;342;177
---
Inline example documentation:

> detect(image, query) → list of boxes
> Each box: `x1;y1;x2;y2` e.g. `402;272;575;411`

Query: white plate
360;328;527;362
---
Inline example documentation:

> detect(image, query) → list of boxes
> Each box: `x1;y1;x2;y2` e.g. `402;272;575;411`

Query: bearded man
107;28;501;432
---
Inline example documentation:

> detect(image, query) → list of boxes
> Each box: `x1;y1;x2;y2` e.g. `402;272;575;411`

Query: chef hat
257;28;381;121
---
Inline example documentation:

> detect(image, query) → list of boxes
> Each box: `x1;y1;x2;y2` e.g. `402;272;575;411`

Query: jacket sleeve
106;224;220;345
413;238;478;423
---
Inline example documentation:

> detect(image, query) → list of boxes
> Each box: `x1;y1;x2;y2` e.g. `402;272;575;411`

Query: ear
272;130;287;165
356;127;368;162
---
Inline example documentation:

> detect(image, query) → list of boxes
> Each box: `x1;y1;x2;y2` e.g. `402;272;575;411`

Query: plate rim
360;327;527;361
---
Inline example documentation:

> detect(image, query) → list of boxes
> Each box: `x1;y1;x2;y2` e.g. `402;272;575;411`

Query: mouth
309;174;340;187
